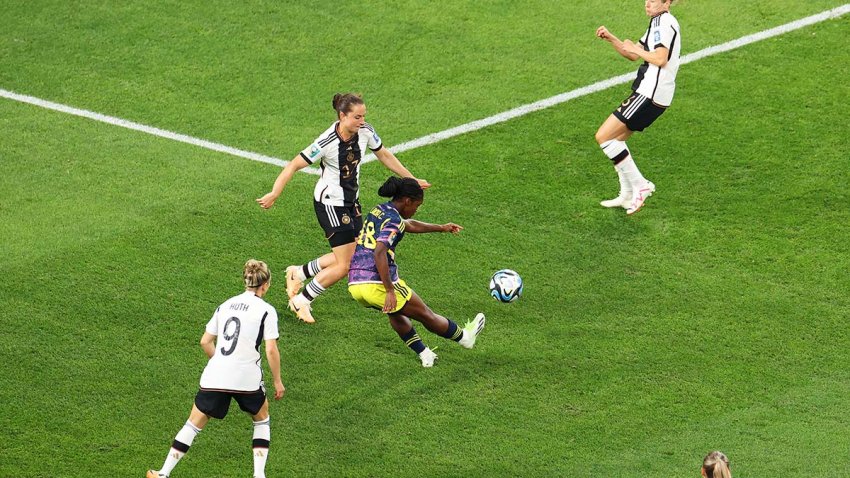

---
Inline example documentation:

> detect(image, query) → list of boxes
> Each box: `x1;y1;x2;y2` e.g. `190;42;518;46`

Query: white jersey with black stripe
199;291;279;392
299;122;384;207
633;11;681;107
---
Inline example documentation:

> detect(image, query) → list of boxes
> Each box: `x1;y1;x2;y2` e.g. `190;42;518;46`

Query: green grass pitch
1;1;849;476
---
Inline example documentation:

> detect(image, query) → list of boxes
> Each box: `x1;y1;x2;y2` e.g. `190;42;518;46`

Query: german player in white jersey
257;93;430;324
595;0;681;214
146;260;284;478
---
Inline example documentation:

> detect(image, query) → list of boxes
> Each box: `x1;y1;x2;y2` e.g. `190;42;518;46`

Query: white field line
362;3;850;164
1;4;847;173
0;88;314;172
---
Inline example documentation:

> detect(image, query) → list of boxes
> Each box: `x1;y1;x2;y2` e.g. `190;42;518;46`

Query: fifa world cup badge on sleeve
309;144;321;159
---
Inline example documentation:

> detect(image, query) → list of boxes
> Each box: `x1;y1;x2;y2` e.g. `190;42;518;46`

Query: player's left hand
442;223;463;234
415;178;432;189
256;192;279;209
274;380;285;400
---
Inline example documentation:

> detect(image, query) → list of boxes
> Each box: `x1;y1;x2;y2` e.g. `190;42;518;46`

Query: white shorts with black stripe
313;200;363;247
613;91;667;132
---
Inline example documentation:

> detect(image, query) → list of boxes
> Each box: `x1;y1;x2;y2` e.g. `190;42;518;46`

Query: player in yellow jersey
348;177;485;367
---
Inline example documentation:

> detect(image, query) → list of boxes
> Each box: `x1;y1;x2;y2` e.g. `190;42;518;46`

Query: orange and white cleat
285;265;304;299
146;470;166;478
288;296;316;324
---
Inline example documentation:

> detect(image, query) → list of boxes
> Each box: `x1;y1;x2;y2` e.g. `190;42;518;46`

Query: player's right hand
443;223;463;235
596;26;610;40
256;192;278;209
274;380;285;400
382;293;397;313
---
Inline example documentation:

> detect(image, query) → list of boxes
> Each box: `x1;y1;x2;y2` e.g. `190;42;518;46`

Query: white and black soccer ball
489;269;523;303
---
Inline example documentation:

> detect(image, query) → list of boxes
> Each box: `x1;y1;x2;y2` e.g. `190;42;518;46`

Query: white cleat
600;194;632;208
419;348;438;367
458;313;486;349
626;181;655;215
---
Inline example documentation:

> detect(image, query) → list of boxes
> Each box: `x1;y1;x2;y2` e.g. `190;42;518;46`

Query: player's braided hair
702;451;732;478
244;259;271;289
332;93;364;115
377;176;423;201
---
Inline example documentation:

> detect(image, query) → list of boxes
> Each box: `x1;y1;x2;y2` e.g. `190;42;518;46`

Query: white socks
252;417;271;478
300;279;327;302
601;139;647;193
616;156;648;190
161;420;202;476
305;258;323;278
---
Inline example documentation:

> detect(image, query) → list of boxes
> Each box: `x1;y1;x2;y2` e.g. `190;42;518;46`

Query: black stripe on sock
252;439;270;449
172;440;190;453
611;150;629;165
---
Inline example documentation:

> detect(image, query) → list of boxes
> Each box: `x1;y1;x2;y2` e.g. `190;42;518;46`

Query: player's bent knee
595;129;608;145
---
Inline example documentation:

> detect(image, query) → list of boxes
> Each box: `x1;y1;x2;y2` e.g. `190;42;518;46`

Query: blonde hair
243;259;270;289
702;451;731;478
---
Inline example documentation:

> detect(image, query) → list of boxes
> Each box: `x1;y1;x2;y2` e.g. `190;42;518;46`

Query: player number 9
220;317;241;356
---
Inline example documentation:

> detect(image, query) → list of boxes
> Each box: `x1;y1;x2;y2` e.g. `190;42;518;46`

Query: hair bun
377;176;402;197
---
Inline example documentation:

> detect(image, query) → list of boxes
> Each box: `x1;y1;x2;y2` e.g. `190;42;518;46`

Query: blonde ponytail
244;259;270;289
702;451;731;478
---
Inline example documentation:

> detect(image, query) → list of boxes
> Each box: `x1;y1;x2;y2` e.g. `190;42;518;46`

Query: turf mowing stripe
1;4;847;172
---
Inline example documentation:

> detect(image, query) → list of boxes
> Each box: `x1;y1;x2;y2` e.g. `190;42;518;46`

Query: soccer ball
489;269;523;303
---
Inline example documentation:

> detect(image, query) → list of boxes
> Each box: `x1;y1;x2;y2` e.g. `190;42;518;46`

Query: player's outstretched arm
373;148;431;189
264;339;285;400
404;220;463;235
256;155;311;209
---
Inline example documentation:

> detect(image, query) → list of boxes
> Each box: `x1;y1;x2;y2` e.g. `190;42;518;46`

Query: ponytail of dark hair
378;176;423;201
332;93;364;115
